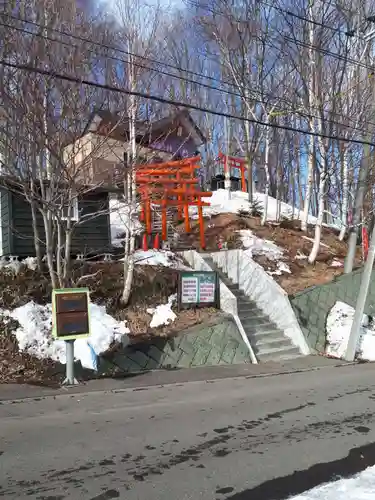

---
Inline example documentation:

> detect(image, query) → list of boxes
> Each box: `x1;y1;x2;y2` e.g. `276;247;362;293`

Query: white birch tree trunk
261;125;270;226
301;137;314;231
308;139;327;263
122;48;137;305
302;5;315;231
224;115;231;199
339;150;349;241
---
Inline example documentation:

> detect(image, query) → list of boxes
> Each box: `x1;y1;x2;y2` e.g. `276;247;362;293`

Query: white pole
344;221;375;361
63;340;79;385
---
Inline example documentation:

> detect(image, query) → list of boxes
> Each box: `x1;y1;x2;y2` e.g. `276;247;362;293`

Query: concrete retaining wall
98;315;253;375
290;267;375;352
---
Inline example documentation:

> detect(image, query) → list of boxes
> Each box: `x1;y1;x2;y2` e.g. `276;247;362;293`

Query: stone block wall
98;315;252;375
290;267;375;352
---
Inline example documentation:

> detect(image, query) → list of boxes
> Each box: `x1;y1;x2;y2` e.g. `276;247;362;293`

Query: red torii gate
136;156;211;249
218;152;247;192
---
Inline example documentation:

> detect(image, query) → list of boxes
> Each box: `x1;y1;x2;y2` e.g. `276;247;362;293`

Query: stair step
201;255;307;364
257;349;304;363
238;305;262;315
240;316;273;327
252;337;293;351
239;310;269;320
256;344;301;358
241;320;281;333
247;330;287;341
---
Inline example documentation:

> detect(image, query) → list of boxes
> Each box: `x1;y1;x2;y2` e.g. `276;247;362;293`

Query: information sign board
178;271;219;310
52;288;90;340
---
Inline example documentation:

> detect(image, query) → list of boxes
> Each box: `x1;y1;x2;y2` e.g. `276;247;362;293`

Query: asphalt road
2;362;375;500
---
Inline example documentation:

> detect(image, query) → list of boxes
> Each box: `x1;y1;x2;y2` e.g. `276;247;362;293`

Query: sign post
52;288;91;386
178;271;220;310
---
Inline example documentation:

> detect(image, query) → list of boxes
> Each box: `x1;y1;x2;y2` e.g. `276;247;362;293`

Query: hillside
179;190;362;295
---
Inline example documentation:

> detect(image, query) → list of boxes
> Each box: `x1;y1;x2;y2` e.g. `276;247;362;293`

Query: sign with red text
178;271;220;310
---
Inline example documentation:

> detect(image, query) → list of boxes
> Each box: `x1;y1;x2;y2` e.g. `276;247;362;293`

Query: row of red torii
136;153;247;249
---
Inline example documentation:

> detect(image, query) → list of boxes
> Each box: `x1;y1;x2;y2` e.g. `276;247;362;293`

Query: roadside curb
0;359;360;404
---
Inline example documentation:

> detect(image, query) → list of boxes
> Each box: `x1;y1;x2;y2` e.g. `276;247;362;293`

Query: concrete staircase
203;256;304;363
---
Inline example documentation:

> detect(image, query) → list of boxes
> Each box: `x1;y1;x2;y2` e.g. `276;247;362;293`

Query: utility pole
344;19;375;360
344;20;375;273
344;146;370;272
345;220;375;360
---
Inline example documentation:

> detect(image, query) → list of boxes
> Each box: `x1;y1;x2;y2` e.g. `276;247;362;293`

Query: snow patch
325;301;375;361
133;249;188;268
23;257;38;271
267;261;292;276
331;259;343;268
191;189;338;227
238;229;283;260
2;301;130;370
110;198;143;247
295;251;308;260
147;294;177;328
238;229;291;276
290;464;375;499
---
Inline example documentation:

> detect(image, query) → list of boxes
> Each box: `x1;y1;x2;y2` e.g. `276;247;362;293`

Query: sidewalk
0;355;353;402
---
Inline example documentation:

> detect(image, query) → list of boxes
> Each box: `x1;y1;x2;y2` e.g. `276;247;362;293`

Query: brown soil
178;213;363;295
125;307;218;342
242;217;362;295
176;213;248;250
0;317;63;385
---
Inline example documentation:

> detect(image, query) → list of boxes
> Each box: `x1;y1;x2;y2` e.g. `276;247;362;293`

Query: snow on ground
290;465;375;499
1;301;130;371
110;197;143;247
111;189;339;249
147;294;177;328
0;257;38;274
238;229;291;276
325;301;375;361
239;229;284;260
331;258;344;268
133;249;188;268
190;189;323;224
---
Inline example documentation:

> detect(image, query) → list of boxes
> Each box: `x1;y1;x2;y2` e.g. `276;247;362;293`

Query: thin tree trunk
30;182;43;270
261;126;270;226
301;136;314;231
308;171;326;263
339;150;349;240
309;139;327;264
122;52;137;305
56;220;63;288
42;210;57;288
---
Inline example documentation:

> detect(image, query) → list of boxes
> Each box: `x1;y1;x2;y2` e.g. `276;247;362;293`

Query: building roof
83;108;206;147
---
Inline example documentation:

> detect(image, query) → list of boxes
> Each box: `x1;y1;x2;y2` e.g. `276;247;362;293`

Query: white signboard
181;276;199;303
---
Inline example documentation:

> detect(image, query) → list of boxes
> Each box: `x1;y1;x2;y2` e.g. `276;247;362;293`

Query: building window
60;196;79;221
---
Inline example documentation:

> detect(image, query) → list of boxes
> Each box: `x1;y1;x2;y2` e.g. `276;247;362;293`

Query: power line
187;0;375;71
1;58;375;147
189;0;369;40
2;16;375;136
2;11;373;104
259;0;357;37
282;35;372;71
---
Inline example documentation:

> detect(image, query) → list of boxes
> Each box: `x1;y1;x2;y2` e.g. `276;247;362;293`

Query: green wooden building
0;183;112;258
